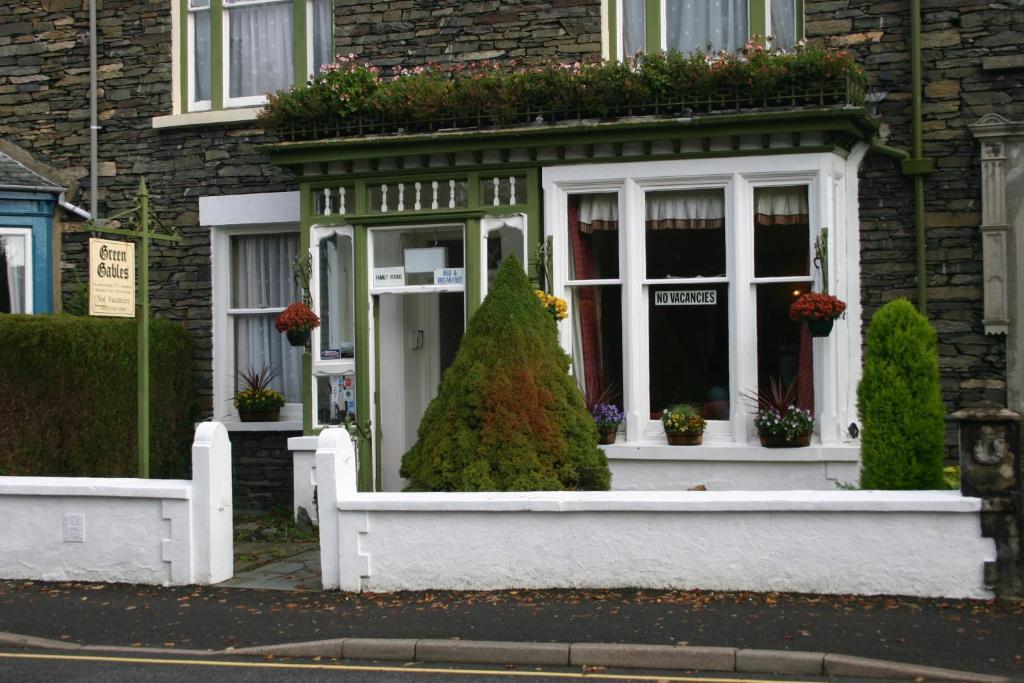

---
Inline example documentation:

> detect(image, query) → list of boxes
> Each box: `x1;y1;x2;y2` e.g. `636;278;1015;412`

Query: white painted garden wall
314;429;995;599
0;422;233;586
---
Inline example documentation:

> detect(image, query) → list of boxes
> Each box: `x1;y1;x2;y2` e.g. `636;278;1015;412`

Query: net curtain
231;234;302;402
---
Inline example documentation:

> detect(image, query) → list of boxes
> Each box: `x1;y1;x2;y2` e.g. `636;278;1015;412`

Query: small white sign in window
374;267;405;286
434;268;465;286
654;290;717;306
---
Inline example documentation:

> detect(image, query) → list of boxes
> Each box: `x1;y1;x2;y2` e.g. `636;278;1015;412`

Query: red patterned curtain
569;199;603;402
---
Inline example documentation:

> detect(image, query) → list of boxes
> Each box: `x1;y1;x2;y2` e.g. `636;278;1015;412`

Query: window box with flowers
234;364;286;422
661;403;707;445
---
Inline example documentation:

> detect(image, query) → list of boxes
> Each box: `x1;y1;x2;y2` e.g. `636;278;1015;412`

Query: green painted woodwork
262;108;876;166
178;0;189;112
293;0;308;89
466;218;481;319
210;0;224;110
354;225;372;492
644;0;659;54
525;167;542;287
606;0;617;58
299;194;313;435
795;0;805;41
750;0;766;40
372;294;381;492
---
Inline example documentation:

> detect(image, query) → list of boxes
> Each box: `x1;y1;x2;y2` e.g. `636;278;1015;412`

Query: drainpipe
901;0;935;315
89;0;100;220
59;192;92;220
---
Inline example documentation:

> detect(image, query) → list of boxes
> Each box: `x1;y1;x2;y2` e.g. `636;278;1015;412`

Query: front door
370;224;466;491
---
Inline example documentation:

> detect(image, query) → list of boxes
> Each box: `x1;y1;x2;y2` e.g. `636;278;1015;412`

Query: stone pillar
951;404;1022;597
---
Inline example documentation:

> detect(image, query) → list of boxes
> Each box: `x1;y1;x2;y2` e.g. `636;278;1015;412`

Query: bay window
546;154;857;446
613;0;802;58
183;0;333;112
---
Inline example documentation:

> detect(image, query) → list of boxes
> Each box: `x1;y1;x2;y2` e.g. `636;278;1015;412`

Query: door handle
412;329;424;350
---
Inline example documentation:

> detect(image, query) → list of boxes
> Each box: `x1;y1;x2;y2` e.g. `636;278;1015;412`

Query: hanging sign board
433;268;464;286
654;289;717;306
89;237;135;317
373;267;406;287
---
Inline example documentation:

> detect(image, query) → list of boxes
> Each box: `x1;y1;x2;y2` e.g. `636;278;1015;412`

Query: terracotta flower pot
759;433;811;448
598;428;618;445
286;329;311;347
666;432;702;445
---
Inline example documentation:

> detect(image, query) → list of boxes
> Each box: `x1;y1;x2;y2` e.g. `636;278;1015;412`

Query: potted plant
234;364;286;422
789;291;847;338
275;301;320;347
661;403;706;445
591;402;624;445
748;377;815;447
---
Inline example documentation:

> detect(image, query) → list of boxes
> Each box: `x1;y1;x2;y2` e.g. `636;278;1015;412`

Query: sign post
86;178;179;478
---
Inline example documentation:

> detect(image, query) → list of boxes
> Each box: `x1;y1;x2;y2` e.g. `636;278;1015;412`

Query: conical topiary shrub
399;256;610;491
857;298;945;489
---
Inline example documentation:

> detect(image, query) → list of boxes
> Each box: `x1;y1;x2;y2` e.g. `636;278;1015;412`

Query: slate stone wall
806;0;1016;451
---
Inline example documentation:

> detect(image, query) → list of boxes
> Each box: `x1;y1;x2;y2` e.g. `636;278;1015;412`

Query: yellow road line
0;651;807;682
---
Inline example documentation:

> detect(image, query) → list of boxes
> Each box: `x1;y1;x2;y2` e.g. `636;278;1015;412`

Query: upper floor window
614;0;802;59
183;0;333;112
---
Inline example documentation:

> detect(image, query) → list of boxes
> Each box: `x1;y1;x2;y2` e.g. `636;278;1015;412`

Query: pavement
2;559;1023;682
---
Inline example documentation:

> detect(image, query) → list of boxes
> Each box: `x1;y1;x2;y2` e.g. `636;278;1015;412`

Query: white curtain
231;234;302;402
622;0;646;57
1;236;25;314
647;189;725;229
578;194;619;233
771;0;797;49
228;1;293;98
192;7;212;101
666;0;748;54
755;186;808;225
311;0;333;75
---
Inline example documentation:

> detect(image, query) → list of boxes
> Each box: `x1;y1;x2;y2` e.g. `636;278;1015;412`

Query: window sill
600;440;860;462
202;418;304;433
152;107;262;130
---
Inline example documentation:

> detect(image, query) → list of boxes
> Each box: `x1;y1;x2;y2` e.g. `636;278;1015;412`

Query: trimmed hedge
857;300;946;490
399;257;610;491
0;314;195;478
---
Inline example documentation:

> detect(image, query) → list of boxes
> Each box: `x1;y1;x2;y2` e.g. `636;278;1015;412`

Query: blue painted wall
0;191;57;313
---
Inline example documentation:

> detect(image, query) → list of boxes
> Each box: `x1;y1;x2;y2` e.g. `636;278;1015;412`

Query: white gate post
191;421;233;584
315;428;356;590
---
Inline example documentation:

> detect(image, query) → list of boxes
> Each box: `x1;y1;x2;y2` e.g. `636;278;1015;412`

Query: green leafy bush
0;314;195;478
399;257;611;491
857;299;945;489
259;43;866;141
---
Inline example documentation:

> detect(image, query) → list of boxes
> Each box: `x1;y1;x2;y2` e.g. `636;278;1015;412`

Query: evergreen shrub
857;299;945;489
399;257;611;491
0;314;195;478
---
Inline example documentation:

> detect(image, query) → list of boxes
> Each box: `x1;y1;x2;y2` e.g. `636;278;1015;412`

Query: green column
137;178;150;479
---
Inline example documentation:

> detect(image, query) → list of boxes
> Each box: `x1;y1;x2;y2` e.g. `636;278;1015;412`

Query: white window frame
0;227;32;314
211;223;303;427
614;0;798;60
544;152;861;448
177;0;331;114
310;224;357;427
480;213;529;300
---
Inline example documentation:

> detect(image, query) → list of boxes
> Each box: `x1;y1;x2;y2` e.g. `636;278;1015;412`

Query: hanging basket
598;428;618;445
286;329;311;347
805;317;834;338
759;433;811;448
666;432;702;446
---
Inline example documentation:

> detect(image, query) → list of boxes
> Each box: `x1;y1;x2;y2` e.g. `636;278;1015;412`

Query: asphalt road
0;650;899;683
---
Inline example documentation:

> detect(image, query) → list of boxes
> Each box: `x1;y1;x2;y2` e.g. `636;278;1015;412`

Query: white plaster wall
607;445;860;490
328;490;994;599
0;486;188;585
0;423;233;586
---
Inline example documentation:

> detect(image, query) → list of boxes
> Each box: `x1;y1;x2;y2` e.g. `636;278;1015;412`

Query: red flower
275;302;321;333
789;292;847;321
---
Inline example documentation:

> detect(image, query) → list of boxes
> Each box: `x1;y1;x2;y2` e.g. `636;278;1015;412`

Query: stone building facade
0;0;1019;504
